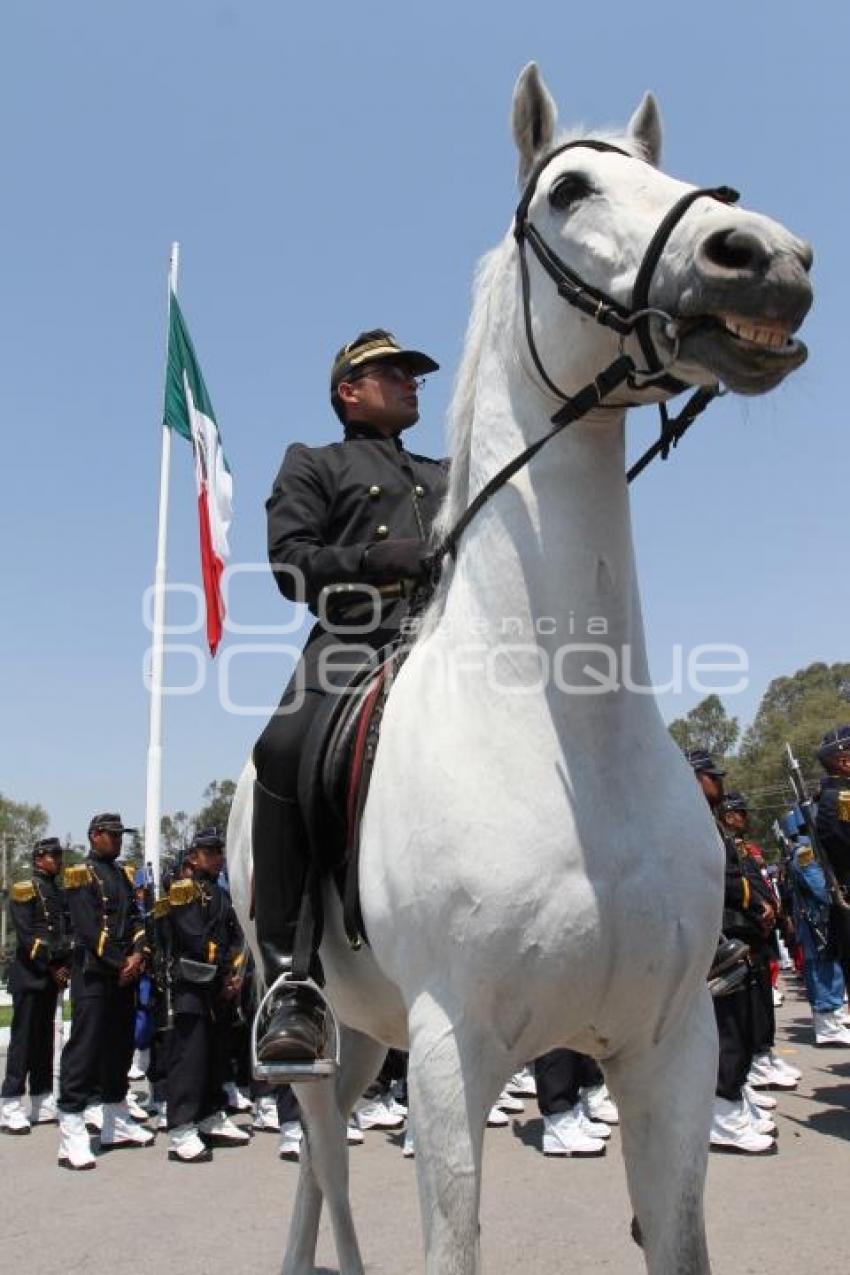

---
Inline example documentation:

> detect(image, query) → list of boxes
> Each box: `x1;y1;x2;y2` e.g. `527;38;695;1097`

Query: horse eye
549;172;595;211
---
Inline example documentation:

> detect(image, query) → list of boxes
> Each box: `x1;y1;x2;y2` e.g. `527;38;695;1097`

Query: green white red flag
162;293;232;655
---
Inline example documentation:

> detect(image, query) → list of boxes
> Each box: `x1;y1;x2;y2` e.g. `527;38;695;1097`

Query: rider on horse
252;329;446;1065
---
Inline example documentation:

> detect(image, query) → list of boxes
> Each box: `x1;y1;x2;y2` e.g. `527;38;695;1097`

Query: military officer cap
686;748;726;777
33;836;63;860
330;328;440;393
88;811;135;836
190;826;226;851
720;790;748;813
817;724;850;765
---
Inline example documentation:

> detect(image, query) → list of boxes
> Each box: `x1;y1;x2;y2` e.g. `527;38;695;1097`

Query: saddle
294;641;409;959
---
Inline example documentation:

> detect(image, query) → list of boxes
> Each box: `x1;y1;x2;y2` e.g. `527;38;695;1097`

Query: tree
668;695;739;759
725;661;850;845
195;780;237;834
160;811;191;858
0;793;49;881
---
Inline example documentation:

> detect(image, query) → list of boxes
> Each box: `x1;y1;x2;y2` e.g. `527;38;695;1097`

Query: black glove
361;538;429;583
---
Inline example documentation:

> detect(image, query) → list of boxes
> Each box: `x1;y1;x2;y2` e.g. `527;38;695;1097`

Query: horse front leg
407;997;507;1275
605;987;717;1275
288;1026;386;1275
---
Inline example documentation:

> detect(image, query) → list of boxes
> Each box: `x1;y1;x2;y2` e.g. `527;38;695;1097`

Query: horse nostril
699;227;770;276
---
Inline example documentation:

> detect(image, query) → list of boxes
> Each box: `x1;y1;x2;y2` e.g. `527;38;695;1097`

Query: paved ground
0;975;848;1274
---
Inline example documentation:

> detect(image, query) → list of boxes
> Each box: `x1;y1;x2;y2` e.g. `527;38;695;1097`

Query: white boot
252;1094;280;1132
125;1089;150;1122
486;1104;510;1127
1;1097;32;1135
84;1102;103;1132
355;1095;404;1130
58;1112;96;1170
495;1087;525;1114
168;1123;211;1163
127;1050;147;1082
542;1105;606;1157
278;1119;302;1161
100;1101;155;1148
748;1051;797;1089
224;1081;253;1113
346;1117;364;1145
765;1050;801;1082
506;1066;537;1096
813;1009;850;1046
580;1082;619;1125
29;1092;59;1125
745;1083;777;1111
710;1096;775;1154
743;1089;777;1136
198;1111;251;1145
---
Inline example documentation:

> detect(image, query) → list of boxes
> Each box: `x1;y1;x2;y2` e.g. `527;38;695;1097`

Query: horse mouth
670;310;808;393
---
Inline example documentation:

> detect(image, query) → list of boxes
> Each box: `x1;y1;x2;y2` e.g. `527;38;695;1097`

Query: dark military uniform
815;774;850;965
1;867;69;1103
165;871;247;1130
251;329;447;1065
57;855;149;1114
714;821;775;1099
815;775;850;889
254;423;447;785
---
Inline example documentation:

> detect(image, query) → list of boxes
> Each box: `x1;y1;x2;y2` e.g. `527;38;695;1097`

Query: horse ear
511;63;558;185
627;92;663;167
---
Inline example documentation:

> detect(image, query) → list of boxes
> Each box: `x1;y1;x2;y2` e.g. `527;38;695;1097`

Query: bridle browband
433;139;739;564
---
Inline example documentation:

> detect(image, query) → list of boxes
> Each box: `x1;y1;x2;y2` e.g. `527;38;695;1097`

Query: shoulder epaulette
838;790;850;822
153;896;171;919
123;864;137;886
64;864;93;890
168;879;197;907
11;880;36;904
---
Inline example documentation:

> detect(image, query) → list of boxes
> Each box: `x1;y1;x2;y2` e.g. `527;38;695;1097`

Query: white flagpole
144;242;180;890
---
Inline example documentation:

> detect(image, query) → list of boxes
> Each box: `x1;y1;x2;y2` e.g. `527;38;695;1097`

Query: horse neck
443;266;652;693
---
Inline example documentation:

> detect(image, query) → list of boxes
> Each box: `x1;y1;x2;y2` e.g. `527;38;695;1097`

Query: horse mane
418;125;641;639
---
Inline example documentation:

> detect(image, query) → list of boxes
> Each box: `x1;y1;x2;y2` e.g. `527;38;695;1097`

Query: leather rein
434;140;739;564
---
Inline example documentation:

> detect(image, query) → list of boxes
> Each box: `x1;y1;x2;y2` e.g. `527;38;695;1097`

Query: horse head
511;63;813;401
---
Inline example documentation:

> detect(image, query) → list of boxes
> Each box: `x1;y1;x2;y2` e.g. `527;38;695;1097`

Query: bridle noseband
433;140;739;564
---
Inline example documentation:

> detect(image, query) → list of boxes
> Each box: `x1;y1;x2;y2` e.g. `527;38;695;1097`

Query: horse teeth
721;316;792;349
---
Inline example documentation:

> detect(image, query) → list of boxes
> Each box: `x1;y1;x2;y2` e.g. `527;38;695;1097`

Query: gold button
414;485;425;496
369;485;381;498
376;525;389;538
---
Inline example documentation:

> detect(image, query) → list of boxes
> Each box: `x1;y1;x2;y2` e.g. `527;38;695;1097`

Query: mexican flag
163;293;232;656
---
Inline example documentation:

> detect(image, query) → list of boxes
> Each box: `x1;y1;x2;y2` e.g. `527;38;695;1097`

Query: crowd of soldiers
2;721;849;1166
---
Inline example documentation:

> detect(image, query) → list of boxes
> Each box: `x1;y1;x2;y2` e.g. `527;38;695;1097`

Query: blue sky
2;1;847;844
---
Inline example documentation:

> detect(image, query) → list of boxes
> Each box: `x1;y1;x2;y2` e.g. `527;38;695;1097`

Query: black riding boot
252;781;326;1064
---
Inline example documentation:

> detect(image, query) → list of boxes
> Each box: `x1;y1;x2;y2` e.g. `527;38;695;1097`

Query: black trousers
167;1011;232;1129
58;981;136;1112
749;953;775;1054
714;979;754;1101
534;1049;603;1116
1;983;59;1098
254;686;326;800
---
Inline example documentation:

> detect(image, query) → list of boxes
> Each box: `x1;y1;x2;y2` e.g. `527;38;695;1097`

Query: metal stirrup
251;969;339;1083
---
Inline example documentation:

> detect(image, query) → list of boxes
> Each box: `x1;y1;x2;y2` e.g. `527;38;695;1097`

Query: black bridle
434;140;739;563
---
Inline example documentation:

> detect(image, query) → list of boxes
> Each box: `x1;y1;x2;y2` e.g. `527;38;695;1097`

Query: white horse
228;64;812;1275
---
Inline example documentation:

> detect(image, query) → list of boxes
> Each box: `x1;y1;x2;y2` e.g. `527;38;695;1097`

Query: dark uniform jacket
166;875;246;1016
64;855;149;998
816;776;850;889
266;422;448;688
718;821;772;944
8;871;70;994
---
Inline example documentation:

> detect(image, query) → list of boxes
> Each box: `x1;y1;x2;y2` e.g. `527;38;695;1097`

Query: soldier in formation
1;837;69;1134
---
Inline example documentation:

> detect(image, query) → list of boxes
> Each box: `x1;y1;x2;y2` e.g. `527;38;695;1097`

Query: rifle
785;742;850;920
